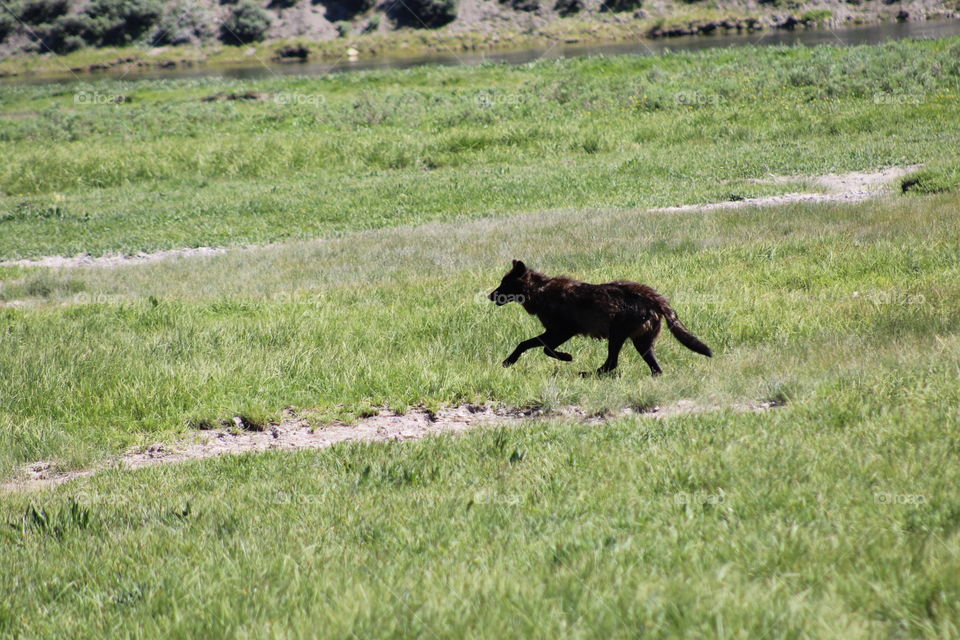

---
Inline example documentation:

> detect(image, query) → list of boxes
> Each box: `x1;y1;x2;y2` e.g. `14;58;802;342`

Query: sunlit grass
1;38;959;638
1;37;959;258
1;190;958;476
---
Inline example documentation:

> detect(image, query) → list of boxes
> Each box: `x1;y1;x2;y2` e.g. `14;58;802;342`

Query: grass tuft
901;164;960;194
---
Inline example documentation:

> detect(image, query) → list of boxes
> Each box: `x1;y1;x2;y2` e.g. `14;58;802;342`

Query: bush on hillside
600;0;641;12
386;0;457;28
152;1;216;45
33;16;89;53
219;0;274;44
79;0;163;46
500;0;539;12
554;0;583;16
316;0;376;21
17;0;69;24
0;13;16;42
27;0;161;53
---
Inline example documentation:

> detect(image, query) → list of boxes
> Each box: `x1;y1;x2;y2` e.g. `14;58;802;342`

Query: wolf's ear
511;259;527;273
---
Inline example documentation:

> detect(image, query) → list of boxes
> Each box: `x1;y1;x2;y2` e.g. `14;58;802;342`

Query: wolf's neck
520;272;551;313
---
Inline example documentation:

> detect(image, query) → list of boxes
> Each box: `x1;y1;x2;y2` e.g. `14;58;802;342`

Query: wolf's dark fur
488;260;712;376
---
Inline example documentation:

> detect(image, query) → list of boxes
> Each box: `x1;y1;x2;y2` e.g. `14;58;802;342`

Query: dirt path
0;166;917;270
2;401;777;493
0;246;226;269
650;165;919;213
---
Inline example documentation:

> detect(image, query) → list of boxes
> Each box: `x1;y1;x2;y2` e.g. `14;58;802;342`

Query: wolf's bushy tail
661;304;713;357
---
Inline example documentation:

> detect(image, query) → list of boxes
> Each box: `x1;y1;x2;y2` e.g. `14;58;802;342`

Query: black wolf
488;260;712;376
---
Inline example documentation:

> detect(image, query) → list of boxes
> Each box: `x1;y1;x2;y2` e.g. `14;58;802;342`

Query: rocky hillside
0;0;957;57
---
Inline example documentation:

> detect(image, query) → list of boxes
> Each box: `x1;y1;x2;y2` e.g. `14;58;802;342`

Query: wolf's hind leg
632;317;663;376
581;333;627;376
632;334;663;376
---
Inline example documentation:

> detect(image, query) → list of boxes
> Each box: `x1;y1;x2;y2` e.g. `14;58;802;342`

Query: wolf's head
488;260;528;306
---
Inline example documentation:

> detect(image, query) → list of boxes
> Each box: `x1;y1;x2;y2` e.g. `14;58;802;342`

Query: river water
4;18;960;86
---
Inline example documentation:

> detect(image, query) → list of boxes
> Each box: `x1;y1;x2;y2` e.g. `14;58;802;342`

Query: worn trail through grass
2;401;778;493
0;166;913;269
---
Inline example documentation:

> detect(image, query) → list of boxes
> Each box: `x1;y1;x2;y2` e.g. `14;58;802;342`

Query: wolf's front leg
503;335;543;367
542;330;575;362
503;331;571;367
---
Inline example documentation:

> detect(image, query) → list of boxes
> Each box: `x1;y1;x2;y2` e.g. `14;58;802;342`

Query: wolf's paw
553;351;573;362
502;358;516;368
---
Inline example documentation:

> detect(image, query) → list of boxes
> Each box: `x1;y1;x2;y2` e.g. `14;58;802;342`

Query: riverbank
2;4;958;82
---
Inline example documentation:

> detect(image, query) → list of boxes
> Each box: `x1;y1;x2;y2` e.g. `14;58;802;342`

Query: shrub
317;0;376;21
16;0;69;25
151;1;216;45
361;15;381;32
554;0;583;16
500;0;539;12
600;0;641;12
0;13;16;42
800;9;832;22
33;16;90;53
79;0;163;46
219;0;274;44
386;0;457;28
900;165;960;194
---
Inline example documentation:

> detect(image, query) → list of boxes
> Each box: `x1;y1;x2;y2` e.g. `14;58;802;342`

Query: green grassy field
2;37;960;258
2;38;960;638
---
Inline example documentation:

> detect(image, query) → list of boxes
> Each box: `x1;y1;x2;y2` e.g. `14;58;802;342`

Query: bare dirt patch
0;247;226;269
2;401;777;493
651;165;921;214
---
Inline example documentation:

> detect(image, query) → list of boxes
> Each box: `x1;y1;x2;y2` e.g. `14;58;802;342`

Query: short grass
1;38;960;638
1;405;958;638
901;162;960;193
2;37;960;258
